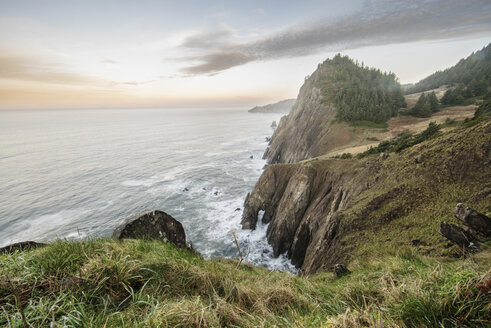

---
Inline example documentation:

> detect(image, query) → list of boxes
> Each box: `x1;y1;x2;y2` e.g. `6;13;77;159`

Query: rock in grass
454;203;491;239
333;264;350;277
0;241;45;254
439;221;479;252
112;210;186;248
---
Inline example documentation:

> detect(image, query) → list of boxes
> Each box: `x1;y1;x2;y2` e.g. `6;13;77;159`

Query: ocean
0;108;295;272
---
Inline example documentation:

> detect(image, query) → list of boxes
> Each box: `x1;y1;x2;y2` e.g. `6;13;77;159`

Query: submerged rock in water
112;210;186;248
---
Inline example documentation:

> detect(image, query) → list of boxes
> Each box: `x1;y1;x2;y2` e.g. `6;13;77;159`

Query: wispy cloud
110;80;156;86
179;0;491;75
100;57;118;65
0;55;101;85
0;54;157;88
180;24;236;49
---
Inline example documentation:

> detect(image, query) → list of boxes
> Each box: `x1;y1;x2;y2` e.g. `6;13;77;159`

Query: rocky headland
248;99;296;114
242;54;491;275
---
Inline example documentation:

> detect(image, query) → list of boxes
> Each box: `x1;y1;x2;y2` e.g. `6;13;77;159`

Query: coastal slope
243;120;491;274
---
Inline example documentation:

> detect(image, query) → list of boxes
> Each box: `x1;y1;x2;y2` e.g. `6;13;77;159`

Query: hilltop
263;55;406;164
407;43;490;95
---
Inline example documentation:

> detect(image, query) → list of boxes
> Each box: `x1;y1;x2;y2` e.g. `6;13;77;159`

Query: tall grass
1;239;489;327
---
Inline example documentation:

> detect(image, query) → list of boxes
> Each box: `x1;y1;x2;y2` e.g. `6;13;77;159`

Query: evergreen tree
428;92;439;112
317;54;405;123
407;43;491;94
419;102;432;117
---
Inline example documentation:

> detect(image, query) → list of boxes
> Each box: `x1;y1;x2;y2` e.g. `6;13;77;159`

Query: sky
0;0;490;110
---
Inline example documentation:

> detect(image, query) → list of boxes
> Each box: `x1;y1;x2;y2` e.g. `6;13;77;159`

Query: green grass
1;239;489;327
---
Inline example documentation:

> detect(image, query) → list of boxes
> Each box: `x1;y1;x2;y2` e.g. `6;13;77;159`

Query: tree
428;92;439;112
441;89;455;105
419;102;432;118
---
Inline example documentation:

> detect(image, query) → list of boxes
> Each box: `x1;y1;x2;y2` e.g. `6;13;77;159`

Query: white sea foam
0;108;289;271
1;208;92;247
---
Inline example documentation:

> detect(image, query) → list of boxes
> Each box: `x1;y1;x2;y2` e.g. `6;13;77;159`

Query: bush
357;122;441;158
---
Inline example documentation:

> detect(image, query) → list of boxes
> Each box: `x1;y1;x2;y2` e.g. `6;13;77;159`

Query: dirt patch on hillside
404;86;448;107
324;103;476;157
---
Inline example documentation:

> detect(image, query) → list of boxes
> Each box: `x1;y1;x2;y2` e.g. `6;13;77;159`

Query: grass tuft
1;238;489;327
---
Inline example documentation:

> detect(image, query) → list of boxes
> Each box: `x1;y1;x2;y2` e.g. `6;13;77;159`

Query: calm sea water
0;108;295;271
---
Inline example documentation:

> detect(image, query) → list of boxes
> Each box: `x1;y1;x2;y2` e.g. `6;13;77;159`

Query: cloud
184;52;255;75
180;24;236;49
0;55;102;85
179;0;491;75
110;80;156;86
100;57;118;64
0;54;155;87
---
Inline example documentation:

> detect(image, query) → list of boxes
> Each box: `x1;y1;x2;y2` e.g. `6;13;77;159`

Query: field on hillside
326;88;476;157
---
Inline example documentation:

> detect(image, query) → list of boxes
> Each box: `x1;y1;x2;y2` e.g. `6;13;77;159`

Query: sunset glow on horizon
1;0;490;110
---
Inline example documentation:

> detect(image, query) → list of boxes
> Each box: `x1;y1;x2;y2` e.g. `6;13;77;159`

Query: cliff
248;99;295;113
243;121;491;274
263;70;336;163
263;56;405;164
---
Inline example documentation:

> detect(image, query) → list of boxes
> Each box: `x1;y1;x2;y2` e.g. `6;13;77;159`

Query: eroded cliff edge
243;121;491;274
263;67;337;164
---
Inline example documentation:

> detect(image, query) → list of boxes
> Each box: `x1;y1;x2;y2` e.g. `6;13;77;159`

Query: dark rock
411;239;427;246
414;155;423;163
214;191;219;196
271;120;277;128
183;187;189;192
235;208;241;212
439;221;479;252
250;155;253;159
112;210;186;248
333;264;350;277
454;203;491;239
0;241;45;254
380;152;389;160
265;136;271;142
243;193;250;207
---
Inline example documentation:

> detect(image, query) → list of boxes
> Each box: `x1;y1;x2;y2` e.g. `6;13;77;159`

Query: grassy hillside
1;238;489;327
408;44;490;95
2;120;491;327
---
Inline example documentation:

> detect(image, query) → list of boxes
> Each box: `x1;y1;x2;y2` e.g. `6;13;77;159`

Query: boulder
454;203;491;239
333;264;350;277
0;241;45;254
439;221;479;252
380;152;389;160
112;210;186;248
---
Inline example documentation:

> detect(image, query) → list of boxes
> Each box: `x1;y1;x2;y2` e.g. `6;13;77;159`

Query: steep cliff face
263;70;337;164
241;158;368;272
243;121;491;274
263;55;405;164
